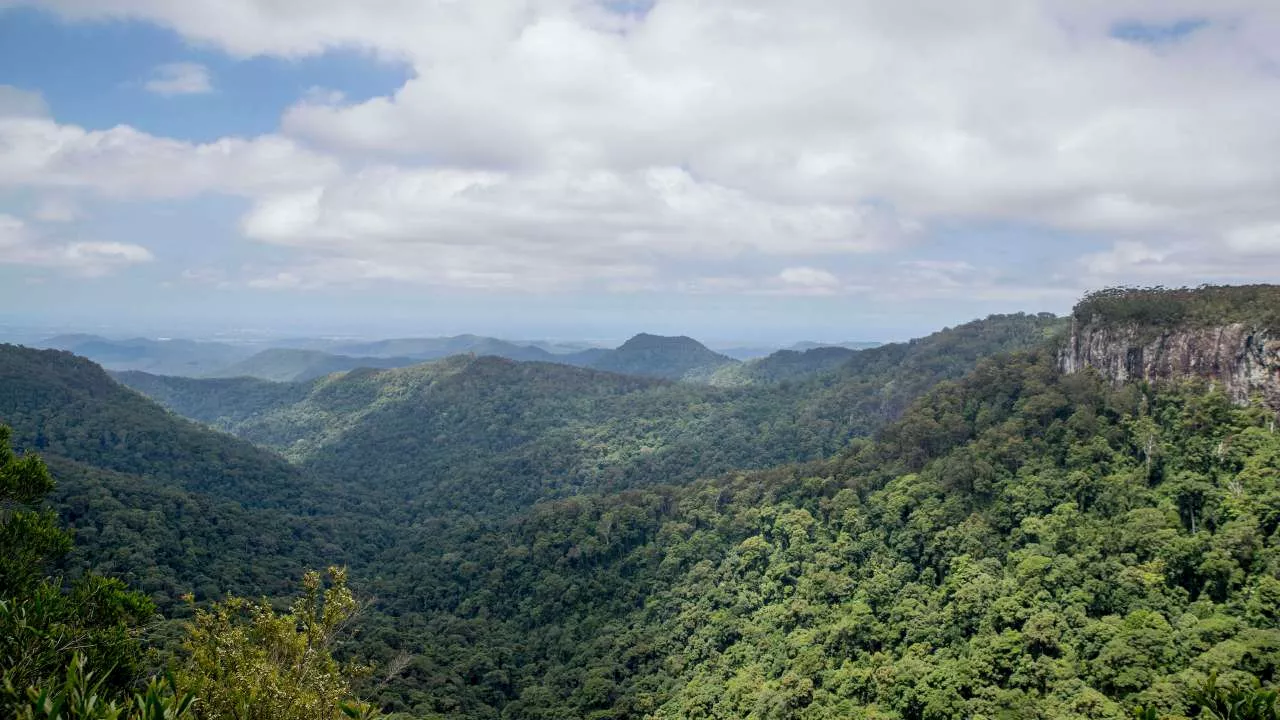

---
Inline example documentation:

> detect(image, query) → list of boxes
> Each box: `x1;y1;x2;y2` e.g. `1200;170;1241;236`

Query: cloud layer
0;214;153;275
2;1;1280;296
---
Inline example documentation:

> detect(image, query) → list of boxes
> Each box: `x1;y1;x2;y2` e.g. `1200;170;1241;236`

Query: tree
1;425;158;712
1187;673;1279;720
0;424;69;593
176;566;380;720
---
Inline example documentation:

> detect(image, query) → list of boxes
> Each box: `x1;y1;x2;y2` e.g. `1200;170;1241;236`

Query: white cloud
1082;241;1171;277
1076;236;1280;289
0;214;153;275
869;259;1082;304
0;116;340;197
268;1;1280;232
5;0;1280;295
144;62;213;96
0;0;548;59
1225;223;1280;255
238;165;905;290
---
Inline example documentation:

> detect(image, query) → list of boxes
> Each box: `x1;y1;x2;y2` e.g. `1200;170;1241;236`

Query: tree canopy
4;302;1278;718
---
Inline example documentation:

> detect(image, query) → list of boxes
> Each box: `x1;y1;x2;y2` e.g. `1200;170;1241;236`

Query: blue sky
0;7;411;139
2;1;1279;343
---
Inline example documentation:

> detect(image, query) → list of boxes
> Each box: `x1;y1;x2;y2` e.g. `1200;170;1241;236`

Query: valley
4;290;1280;717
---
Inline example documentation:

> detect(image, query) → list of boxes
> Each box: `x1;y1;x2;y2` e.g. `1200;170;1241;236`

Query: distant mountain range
38;334;257;376
205;348;424;383
714;340;882;360
32;332;881;384
327;334;562;362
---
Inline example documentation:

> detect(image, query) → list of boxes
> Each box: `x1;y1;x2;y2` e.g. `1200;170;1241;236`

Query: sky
2;1;1280;343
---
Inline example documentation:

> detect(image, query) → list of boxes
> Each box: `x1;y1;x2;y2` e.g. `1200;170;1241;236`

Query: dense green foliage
1;426;167;714
177;567;380;720
118;314;1065;522
0;345;309;507
0;345;339;607
20;303;1279;717
1;427;379;718
11;653;195;720
709;346;859;387
107;372;312;431
354;350;1280;718
1074;286;1280;329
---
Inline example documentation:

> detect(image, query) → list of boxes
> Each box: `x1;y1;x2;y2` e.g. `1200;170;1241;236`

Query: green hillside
710;346;860;386
0;344;338;605
119;314;1065;522
0;345;307;506
354;348;1280;719
109;371;312;429
12;304;1274;718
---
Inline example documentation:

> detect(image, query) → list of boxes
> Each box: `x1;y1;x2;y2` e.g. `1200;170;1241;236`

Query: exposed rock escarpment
1060;317;1280;407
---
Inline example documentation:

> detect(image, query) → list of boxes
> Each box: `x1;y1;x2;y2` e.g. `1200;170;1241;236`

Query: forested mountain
207;347;424;382
34;330;877;385
118;314;1064;522
332;334;561;362
32;333;598;381
367;347;1280;718
0;314;1057;618
107;371;313;430
14;295;1280;719
570;333;739;380
36;334;256;376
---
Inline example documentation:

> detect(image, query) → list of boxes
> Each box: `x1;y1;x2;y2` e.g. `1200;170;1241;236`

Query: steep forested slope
358;349;1280;719
0;315;1056;616
0;344;340;605
0;345;307;506
6;312;1076;717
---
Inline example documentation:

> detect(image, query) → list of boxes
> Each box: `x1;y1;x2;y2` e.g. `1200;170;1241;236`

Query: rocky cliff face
1059;318;1280;407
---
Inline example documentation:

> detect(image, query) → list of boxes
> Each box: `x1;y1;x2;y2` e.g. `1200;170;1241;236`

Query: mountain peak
617;333;710;352
590;333;736;381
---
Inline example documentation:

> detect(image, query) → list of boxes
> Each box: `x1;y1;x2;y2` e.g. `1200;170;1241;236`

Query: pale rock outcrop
1059;317;1280;408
